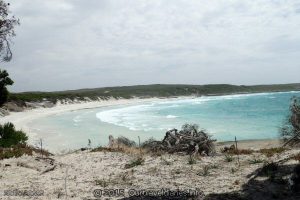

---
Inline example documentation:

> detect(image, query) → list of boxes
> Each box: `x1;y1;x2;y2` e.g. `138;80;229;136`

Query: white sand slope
0;147;299;200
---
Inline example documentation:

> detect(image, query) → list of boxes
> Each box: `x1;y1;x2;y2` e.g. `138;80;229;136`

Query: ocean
28;91;300;152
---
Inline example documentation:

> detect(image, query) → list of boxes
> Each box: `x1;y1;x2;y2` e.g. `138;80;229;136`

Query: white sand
1;147;299;199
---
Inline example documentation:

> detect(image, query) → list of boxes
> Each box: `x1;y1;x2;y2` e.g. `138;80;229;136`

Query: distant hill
9;83;300;103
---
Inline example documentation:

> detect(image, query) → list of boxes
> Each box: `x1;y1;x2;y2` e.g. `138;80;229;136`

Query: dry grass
259;147;287;157
197;165;210;176
0;144;52;160
226;148;254;155
91;146;146;156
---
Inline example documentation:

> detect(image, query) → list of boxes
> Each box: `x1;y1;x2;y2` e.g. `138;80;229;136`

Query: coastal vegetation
0;69;14;106
0;122;27;147
9;83;300;104
281;97;300;146
0;122;44;160
0;1;18;107
0;0;299;198
0;122;50;160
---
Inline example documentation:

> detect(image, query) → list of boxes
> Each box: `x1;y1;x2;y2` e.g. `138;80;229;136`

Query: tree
281;97;300;146
0;1;18;106
0;122;28;147
0;69;13;106
0;1;19;61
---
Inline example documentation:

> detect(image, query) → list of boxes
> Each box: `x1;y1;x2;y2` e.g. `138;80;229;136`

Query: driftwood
143;124;216;156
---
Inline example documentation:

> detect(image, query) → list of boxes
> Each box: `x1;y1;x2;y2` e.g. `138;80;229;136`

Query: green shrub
0;70;14;106
188;156;196;165
225;154;234;162
249;158;264;164
0;122;28;147
259;162;278;177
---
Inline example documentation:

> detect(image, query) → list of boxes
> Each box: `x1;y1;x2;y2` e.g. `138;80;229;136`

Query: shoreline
0;97;163;140
0;96;282;153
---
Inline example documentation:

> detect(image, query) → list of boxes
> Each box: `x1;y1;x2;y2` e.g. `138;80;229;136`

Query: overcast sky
3;0;300;92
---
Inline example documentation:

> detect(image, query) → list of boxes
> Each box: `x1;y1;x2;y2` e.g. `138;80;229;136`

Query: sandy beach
0;97;283;152
0;98;163;144
0;97;281;151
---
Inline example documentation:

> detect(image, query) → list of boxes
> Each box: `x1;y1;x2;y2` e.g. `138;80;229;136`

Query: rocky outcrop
25;101;55;109
3;102;25;112
0;108;9;117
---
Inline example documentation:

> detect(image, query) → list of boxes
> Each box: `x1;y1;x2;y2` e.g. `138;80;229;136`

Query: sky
3;0;300;92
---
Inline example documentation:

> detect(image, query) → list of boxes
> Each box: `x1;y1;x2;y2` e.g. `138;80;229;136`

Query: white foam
96;104;153;131
73;115;82;123
95;91;300;132
166;115;178;119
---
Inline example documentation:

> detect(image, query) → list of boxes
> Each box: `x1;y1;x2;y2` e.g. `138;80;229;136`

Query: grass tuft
225;154;234;162
197;165;210;176
249;158;265;164
124;157;144;169
188;156;196;165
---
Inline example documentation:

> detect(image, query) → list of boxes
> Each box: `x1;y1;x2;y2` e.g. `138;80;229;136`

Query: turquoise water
28;91;300;152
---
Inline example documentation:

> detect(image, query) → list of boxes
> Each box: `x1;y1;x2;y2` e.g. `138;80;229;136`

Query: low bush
117;136;136;147
259;162;278;177
259;147;287;157
0;144;51;160
0;122;28;147
188;155;196;165
225;155;234;162
291;164;300;192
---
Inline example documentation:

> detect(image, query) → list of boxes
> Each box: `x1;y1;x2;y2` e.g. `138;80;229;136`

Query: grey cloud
2;0;300;92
